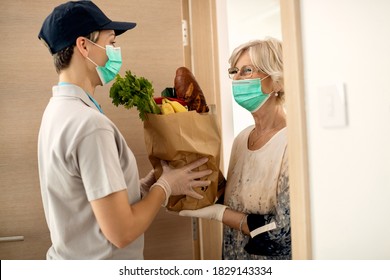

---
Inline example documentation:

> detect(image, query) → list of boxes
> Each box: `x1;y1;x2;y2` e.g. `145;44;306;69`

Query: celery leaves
109;70;161;121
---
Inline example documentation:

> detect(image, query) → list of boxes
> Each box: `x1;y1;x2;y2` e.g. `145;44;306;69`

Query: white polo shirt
38;84;143;259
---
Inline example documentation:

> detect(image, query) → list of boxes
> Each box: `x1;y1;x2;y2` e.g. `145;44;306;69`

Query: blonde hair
229;37;284;102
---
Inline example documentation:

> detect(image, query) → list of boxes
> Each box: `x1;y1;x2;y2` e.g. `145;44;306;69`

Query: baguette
174;67;209;113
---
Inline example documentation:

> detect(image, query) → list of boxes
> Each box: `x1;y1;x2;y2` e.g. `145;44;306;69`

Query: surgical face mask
232;77;270;113
86;40;122;85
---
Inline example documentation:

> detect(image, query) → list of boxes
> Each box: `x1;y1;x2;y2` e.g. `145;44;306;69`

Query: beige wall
0;0;193;260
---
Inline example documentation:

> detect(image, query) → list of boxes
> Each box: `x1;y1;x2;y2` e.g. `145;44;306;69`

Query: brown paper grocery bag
143;111;224;211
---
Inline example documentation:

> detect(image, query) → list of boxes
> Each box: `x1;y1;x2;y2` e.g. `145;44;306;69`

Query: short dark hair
52;31;100;74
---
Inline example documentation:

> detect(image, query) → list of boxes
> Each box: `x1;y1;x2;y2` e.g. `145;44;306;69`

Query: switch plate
318;83;348;128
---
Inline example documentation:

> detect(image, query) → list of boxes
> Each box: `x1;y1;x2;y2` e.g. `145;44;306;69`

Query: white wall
300;0;390;259
216;0;281;174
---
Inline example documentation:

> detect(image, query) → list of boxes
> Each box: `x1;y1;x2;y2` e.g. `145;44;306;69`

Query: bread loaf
174;67;209;113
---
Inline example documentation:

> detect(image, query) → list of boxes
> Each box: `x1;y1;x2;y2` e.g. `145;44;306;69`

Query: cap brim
103;21;136;36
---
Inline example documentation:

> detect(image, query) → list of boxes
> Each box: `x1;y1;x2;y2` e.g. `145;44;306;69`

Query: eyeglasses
228;65;259;79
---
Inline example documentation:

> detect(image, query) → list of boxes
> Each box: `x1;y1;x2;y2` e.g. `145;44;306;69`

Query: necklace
249;124;286;148
249;129;271;147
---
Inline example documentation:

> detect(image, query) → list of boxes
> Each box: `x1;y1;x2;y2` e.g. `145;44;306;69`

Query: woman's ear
273;82;283;94
75;37;89;58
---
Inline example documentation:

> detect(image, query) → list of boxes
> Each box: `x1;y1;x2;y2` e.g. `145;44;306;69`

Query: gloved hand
179;204;228;222
151;157;212;206
140;169;156;197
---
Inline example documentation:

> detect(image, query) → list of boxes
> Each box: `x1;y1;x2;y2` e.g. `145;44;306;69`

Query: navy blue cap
38;1;136;54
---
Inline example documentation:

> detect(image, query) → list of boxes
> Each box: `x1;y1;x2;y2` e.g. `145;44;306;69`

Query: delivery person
37;0;211;259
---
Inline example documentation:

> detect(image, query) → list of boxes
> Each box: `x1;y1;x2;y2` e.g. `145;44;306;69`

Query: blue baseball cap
38;1;136;54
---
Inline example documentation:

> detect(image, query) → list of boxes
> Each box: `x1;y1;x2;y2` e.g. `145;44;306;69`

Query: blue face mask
87;41;122;85
232;77;270;113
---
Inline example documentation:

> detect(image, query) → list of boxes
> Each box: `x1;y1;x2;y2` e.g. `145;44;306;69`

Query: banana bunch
161;98;188;115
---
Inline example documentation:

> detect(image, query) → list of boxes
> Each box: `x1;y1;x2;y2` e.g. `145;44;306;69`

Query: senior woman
180;37;290;260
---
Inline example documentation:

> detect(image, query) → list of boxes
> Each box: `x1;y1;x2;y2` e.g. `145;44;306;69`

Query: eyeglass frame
228;64;262;80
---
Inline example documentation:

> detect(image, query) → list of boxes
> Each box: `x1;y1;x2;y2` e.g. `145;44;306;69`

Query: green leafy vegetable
109;70;161;121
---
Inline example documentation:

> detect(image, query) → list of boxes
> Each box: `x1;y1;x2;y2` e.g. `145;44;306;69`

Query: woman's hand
179;204;227;222
139;169;156;197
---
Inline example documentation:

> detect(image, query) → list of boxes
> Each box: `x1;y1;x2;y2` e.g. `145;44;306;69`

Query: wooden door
0;0;193;260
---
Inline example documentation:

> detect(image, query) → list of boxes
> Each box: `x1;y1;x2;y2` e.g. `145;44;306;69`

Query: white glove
179;204;228;222
151;157;212;206
140;169;156;197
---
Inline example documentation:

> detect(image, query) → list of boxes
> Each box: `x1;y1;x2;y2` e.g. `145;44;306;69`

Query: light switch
318;83;347;128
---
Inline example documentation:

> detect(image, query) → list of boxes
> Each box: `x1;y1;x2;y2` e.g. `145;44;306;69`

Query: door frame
182;0;224;260
280;0;312;259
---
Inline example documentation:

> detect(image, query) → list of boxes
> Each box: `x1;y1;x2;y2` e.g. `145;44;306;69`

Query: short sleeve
76;129;127;201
